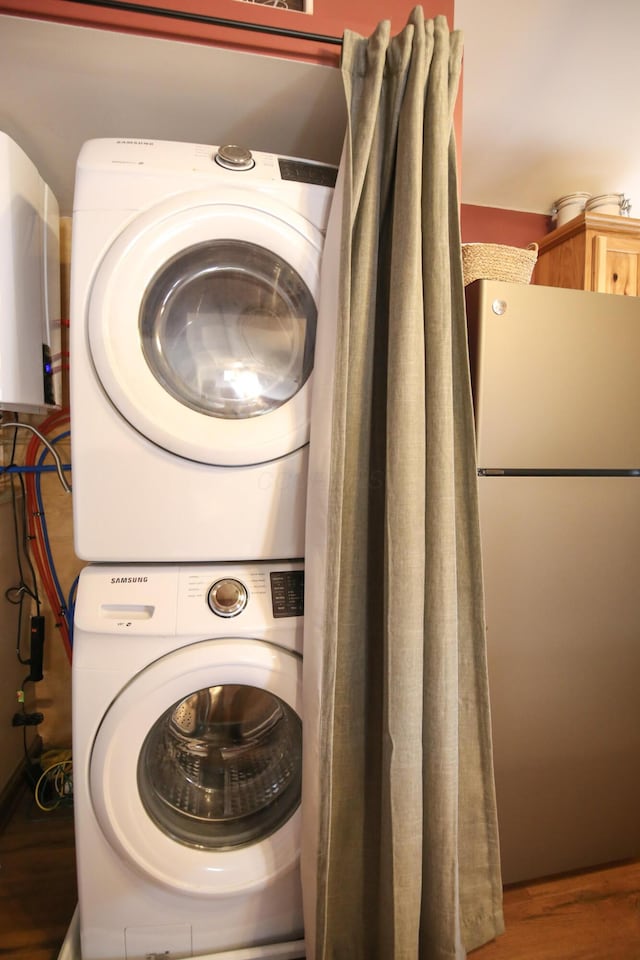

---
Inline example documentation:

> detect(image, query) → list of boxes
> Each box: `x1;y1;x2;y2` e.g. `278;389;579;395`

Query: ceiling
455;0;640;216
1;3;639;218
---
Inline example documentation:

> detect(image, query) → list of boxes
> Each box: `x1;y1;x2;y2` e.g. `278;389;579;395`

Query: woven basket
462;242;538;286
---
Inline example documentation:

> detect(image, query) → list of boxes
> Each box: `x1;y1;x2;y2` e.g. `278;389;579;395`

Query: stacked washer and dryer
69;139;336;960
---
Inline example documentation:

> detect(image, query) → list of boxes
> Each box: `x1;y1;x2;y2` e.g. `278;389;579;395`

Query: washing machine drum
138;683;301;850
88;189;324;466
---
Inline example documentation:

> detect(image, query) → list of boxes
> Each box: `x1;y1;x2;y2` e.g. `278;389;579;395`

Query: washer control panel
174;562;304;637
206;570;305;619
74;562;305;648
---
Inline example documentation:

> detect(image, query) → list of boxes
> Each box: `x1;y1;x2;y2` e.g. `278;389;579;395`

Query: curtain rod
65;0;343;45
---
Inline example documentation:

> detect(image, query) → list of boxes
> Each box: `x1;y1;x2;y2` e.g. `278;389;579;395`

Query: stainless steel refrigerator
466;278;640;885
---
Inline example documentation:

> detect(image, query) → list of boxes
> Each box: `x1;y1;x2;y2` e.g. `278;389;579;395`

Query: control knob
214;144;254;171
207;578;248;617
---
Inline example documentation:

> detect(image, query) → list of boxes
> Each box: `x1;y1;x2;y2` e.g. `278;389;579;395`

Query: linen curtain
301;9;504;959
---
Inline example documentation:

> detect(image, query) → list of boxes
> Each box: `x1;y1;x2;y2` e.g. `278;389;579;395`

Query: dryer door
87;188;323;466
90;638;302;897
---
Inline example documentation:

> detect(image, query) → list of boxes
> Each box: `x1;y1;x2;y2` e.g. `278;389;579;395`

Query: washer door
88;188;322;466
90;638;302;897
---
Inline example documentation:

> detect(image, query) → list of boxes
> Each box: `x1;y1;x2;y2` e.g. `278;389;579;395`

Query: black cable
7;477;38;666
17;472;41;613
3;414;41;667
3;417;44;791
7;416;40;610
6;472;41;612
14;589;29;666
66;0;343;45
5;416;28;594
7;414;19;465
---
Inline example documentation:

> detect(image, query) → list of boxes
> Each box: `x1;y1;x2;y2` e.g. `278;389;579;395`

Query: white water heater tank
0;132;62;414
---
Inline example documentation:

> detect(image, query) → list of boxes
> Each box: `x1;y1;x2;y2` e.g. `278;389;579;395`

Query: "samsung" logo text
110;576;149;584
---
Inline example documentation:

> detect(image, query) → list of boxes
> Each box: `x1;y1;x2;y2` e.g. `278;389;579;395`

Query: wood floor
0;782;76;960
471;859;640;960
1;777;639;959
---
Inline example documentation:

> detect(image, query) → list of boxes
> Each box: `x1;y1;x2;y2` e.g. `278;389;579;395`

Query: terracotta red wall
0;0;454;65
461;203;550;247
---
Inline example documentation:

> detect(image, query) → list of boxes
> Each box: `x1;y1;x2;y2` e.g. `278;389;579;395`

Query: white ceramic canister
551;192;592;227
585;193;631;216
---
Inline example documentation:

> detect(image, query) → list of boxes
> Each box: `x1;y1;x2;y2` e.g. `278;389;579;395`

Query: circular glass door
138;683;302;850
90;638;302;896
140;239;315;420
88;189;323;466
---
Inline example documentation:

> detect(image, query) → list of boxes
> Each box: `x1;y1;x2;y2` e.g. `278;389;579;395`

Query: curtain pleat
302;8;504;958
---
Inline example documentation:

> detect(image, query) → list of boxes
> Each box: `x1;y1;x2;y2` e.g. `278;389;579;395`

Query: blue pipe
0;464;72;474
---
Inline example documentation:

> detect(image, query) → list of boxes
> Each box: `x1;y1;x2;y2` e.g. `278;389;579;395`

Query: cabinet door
591;233;640;295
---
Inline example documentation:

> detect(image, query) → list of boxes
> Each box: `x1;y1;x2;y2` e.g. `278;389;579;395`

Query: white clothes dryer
70;138;336;561
73;560;306;960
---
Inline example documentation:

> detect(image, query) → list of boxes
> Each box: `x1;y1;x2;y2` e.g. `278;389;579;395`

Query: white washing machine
70;138;336;561
72;561;306;960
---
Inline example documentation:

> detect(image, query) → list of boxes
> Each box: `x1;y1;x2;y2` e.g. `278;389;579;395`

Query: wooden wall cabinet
534;211;640;296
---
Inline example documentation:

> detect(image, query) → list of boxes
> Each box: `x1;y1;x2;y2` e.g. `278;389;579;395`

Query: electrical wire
22;410;74;661
0;421;72;493
67;575;80;646
5;472;41;611
34;749;73;812
3;418;42;666
36;431;72;623
2;403;75;787
0;409;75;664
